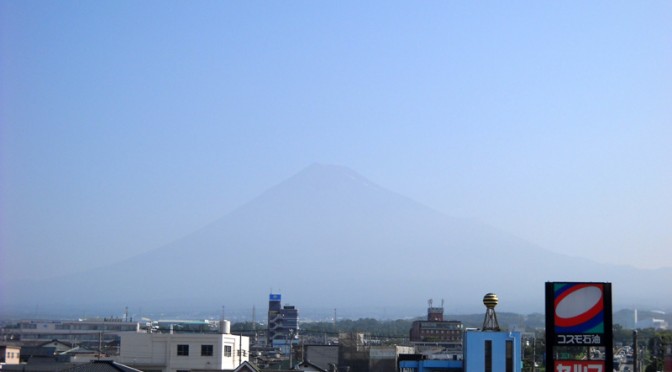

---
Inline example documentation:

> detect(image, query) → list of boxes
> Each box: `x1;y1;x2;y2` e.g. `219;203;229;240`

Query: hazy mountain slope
5;164;671;316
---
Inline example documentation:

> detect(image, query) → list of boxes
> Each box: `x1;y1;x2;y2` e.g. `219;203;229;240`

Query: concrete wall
370;346;415;372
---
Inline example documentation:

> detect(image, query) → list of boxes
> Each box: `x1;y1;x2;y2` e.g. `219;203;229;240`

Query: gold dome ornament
483;293;499;309
482;293;500;331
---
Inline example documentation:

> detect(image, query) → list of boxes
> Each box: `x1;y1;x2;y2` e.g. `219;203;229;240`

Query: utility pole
98;331;102;360
288;329;294;369
633;330;638;372
532;336;536;372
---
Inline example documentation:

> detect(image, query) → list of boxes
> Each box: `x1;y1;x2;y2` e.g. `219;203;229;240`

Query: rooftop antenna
221;305;226;321
482;293;501;331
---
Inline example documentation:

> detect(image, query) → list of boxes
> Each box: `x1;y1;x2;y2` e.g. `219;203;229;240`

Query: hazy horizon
2;2;671;287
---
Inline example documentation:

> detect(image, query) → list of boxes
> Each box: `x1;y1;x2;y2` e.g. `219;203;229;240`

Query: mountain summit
5;164;671;316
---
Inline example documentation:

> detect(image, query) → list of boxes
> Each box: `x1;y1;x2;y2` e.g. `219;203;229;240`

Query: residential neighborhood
2;286;671;372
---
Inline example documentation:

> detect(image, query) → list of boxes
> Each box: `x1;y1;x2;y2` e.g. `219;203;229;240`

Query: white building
637;318;668;330
117;327;249;372
0;344;21;366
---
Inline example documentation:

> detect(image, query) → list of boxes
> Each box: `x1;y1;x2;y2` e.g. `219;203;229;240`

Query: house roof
204;360;262;372
37;340;77;349
231;361;261;372
296;360;328;372
0;342;21;348
60;360;143;372
59;346;98;355
19;346;57;358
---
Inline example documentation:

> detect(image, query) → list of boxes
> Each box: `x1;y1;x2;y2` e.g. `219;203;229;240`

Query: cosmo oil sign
545;282;613;372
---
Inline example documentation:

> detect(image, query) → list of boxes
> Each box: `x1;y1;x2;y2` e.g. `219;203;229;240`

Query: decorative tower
482;293;500;331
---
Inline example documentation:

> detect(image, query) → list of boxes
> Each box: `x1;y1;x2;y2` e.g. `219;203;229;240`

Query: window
177;344;189;356
506;340;513;372
201;345;213;356
224;345;232;357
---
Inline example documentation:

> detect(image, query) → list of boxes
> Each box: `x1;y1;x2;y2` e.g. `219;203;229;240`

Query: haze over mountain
3;164;671;318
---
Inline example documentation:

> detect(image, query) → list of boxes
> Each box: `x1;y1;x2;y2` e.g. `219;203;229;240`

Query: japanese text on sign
556;334;602;345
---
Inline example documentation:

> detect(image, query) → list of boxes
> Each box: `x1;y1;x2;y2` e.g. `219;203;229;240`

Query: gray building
267;294;299;346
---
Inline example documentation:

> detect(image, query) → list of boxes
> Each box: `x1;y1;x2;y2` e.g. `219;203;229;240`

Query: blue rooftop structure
463;330;521;372
399;357;463;372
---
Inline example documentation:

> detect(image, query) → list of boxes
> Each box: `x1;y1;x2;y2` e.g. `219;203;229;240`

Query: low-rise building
0;343;21;365
409;300;464;354
117;324;250;372
14;319;139;350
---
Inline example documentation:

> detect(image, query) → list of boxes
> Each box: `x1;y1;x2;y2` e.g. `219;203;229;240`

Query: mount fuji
4;164;670;317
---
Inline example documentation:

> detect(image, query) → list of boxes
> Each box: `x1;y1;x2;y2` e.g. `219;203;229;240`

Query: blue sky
1;1;671;281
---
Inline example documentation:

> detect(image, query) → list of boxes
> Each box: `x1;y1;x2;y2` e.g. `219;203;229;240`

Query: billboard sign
547;282;611;346
546;282;613;372
554;360;605;372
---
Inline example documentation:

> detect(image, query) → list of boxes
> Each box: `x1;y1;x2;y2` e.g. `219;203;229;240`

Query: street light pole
288;329;294;369
633;330;638;372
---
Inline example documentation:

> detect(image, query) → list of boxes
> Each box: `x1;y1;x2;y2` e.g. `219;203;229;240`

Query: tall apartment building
266;294;299;346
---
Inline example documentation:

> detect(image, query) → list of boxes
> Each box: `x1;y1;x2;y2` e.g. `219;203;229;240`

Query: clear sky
1;1;671;282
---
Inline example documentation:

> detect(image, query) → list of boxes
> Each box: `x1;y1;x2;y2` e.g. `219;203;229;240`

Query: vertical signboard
546;282;613;372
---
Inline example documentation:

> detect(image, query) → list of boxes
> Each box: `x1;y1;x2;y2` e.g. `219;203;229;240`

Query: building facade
117;327;249;372
267;294;299;346
463;330;521;372
13;319;139;344
0;344;21;365
409;301;464;353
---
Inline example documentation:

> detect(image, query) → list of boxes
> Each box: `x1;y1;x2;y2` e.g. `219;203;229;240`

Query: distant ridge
4;164;671;317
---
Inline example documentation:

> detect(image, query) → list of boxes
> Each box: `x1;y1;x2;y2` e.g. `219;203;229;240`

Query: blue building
463;330;521;372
